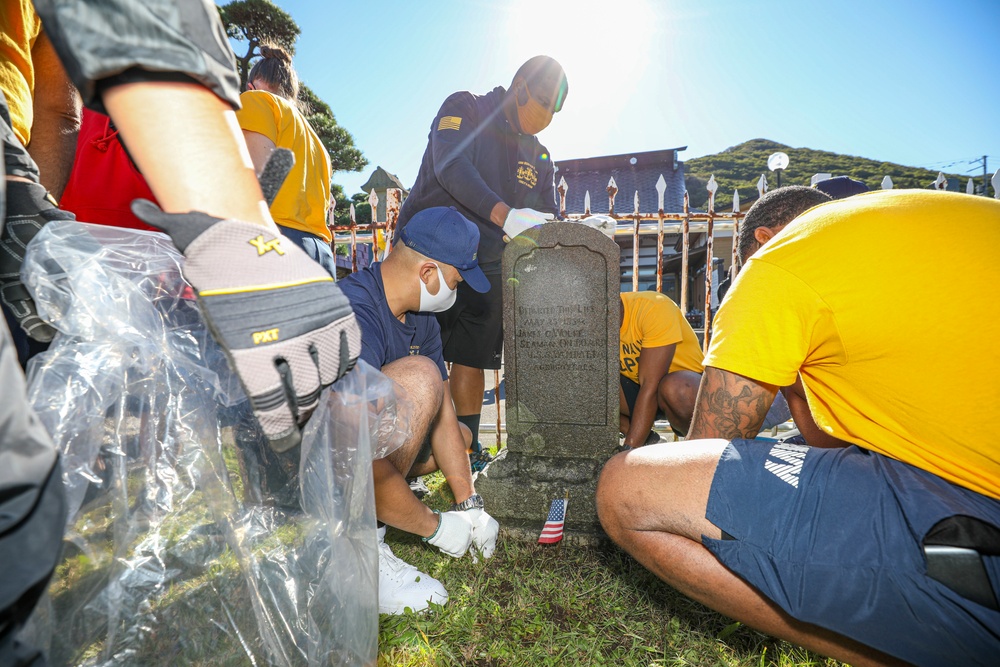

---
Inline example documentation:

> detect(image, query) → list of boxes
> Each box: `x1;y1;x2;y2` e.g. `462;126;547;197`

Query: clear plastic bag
21;221;406;666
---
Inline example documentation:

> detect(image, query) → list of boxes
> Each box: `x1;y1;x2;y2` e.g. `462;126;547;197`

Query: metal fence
329;174;742;447
329;167;1000;446
331;174;742;341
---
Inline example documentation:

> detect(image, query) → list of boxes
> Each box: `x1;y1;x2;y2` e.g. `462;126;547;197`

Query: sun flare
501;0;664;156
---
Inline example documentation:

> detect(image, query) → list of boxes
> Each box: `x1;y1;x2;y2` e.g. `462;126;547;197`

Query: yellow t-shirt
706;189;1000;499
236;90;332;241
0;0;42;145
620;291;704;383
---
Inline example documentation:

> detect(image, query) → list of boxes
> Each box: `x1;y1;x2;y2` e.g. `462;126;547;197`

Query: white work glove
466;507;499;563
578;214;616;239
502;207;551;239
424;510;474;558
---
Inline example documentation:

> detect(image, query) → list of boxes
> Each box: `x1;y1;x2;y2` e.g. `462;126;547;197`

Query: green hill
684;139;968;211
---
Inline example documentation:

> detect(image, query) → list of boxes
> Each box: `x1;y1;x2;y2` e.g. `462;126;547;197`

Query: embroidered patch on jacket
437;116;462;131
516;161;538;189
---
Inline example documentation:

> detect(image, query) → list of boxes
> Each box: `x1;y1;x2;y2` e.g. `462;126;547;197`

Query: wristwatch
451;494;485;511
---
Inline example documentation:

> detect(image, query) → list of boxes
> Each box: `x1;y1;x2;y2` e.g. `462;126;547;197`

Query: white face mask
418;264;457;312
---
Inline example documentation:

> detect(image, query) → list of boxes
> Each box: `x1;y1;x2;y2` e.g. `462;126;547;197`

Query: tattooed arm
687;367;778;440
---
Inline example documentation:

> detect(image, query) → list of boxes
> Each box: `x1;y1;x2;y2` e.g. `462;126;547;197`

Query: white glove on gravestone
502;207;551;239
578;214;616;238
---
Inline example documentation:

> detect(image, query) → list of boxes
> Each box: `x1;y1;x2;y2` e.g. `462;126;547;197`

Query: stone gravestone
477;222;620;542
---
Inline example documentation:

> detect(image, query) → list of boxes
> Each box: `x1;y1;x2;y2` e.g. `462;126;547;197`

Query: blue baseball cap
397;207;490;293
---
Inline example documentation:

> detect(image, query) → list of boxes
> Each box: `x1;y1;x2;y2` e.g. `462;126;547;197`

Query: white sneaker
377;526;448;614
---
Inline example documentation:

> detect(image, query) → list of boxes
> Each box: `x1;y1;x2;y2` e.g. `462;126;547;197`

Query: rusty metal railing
329;167;1000;444
329;177;747;448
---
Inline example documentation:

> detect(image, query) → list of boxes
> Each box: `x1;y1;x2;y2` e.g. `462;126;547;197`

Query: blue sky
238;0;1000;198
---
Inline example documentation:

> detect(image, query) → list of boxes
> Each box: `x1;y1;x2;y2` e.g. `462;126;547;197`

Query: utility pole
984;156;989;197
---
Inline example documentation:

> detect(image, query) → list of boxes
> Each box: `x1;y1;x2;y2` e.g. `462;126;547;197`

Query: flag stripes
538;497;566;544
436;116;462;131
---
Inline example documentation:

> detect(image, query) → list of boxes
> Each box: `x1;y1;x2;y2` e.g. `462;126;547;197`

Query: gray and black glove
0;180;75;341
132;199;361;453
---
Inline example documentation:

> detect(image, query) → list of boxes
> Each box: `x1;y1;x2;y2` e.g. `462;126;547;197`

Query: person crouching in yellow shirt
618;291;704;447
599;189;1000;665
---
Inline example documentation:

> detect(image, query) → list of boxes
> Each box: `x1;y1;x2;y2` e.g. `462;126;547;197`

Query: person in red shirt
59;107;157;231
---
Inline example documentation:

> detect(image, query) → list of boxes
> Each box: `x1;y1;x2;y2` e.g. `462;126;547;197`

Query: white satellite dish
767;152;789;172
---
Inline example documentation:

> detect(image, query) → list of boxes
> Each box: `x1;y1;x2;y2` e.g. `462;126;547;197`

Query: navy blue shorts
436;270;503;370
35;0;242;112
704;440;1000;666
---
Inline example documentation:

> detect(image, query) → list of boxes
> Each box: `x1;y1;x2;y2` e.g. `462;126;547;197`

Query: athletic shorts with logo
704;439;1000;666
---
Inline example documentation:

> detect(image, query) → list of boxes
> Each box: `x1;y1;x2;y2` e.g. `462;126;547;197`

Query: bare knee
382;356;444;404
659;371;700;408
598;441;729;544
658;371;701;428
381;356;444;435
596;452;630;542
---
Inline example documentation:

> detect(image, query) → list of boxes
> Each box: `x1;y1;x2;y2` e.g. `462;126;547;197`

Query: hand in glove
0;180;75;341
502;207;552;239
132;199;361;453
423;510;474;558
466;507;499;562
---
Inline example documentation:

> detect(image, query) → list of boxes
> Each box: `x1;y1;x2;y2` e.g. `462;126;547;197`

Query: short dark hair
737;186;831;265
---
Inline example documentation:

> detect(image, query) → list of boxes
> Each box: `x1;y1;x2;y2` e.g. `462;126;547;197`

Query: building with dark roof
555;147;687;214
556;148;706;300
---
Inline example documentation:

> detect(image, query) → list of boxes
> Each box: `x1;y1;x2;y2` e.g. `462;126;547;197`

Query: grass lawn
376;473;845;667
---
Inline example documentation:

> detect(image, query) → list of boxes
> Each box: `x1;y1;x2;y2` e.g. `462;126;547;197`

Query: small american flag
538;497;567;544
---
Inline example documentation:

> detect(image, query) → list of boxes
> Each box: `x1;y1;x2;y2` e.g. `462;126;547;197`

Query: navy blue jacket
396;87;557;269
338;263;448;380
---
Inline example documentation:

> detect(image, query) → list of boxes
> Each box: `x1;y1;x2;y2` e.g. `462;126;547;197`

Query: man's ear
753;226;775;246
417;261;437;285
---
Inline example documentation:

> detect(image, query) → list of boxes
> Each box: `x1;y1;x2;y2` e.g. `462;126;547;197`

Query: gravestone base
498;525;611;548
476;448;615;541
